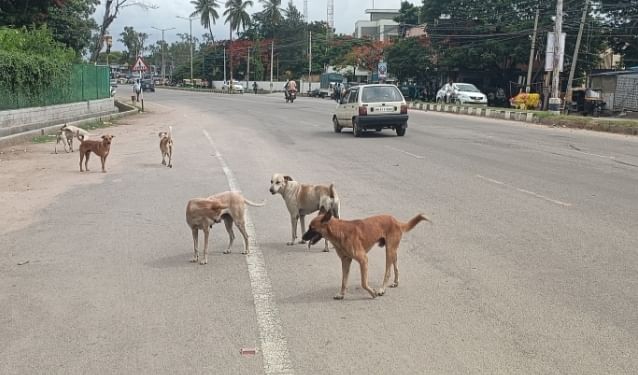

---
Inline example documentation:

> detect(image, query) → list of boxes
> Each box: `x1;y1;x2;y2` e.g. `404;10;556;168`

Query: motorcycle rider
284;78;297;101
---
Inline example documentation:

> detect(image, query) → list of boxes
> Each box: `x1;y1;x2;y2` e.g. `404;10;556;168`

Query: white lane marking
476;174;572;207
203;130;294;375
384;145;424;159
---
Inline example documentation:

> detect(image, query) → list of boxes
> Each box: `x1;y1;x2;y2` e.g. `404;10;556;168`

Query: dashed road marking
204;129;294;374
385;145;424;159
476;174;572;207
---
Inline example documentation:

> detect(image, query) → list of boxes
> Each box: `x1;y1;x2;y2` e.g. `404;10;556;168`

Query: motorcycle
285;90;297;103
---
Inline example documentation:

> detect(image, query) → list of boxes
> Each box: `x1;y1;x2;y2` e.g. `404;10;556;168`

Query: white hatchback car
221;81;244;92
332;84;409;137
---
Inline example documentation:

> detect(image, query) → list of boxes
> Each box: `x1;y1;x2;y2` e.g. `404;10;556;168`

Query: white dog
55;124;91;153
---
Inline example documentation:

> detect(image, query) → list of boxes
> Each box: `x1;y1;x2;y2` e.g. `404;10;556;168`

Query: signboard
132;56;149;72
378;62;387;80
545;32;566;72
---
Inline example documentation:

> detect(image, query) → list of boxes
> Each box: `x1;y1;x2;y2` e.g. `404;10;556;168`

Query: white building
354;9;400;41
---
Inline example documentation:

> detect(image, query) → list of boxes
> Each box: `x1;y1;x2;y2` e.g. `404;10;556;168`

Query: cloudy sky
96;0;418;50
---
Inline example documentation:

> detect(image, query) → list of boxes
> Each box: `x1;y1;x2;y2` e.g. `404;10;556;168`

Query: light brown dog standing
78;134;114;172
186;191;265;265
158;126;173;168
302;210;430;300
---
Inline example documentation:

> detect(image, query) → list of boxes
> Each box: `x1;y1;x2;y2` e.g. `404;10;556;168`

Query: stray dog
158;126;173;168
302;209;430;299
55;124;90;153
186;191;265;265
78;134;114;172
269;173;340;251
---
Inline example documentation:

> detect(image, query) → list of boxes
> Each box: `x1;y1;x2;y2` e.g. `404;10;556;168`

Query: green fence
0;64;110;111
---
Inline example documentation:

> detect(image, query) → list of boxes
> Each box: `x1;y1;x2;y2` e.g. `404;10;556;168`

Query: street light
151;26;175;84
176;15;195;84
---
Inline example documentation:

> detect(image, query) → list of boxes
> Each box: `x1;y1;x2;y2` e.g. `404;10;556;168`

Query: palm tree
190;0;220;42
224;0;253;80
259;0;283;26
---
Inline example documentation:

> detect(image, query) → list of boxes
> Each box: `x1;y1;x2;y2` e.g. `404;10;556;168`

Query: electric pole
565;0;590;108
549;0;563;114
247;47;251;87
270;41;274;93
526;6;540;93
152;26;175;83
177;16;194;84
223;47;227;83
308;31;312;92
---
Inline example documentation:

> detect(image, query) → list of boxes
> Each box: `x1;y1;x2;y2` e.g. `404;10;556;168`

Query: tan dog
302;210;430;299
186;191;265;265
269;173;340;251
55;124;91;153
158;126;173;168
78;134;114;172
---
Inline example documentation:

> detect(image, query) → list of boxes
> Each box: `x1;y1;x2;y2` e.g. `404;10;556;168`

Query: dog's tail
77;132;85;142
168;126;173;140
244;198;266;207
329;183;340;218
400;213;431;233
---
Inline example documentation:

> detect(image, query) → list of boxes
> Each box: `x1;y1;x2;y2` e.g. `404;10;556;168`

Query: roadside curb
407;101;638;135
0;101;138;149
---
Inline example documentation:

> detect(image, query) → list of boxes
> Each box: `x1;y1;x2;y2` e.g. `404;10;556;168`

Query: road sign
132;56;149;72
378;62;387;80
545;32;566;72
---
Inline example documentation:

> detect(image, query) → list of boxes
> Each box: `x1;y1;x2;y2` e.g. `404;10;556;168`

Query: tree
598;0;638;65
394;1;420;25
385;37;430;82
47;0;99;57
258;0;283;37
118;26;147;65
90;0;156;63
224;0;253;79
190;0;220;42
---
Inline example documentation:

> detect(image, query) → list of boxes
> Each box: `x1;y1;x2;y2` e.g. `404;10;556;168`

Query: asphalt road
2;89;637;374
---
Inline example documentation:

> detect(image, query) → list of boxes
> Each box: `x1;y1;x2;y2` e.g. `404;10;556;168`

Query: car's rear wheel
396;126;406;136
353;118;362;137
333;116;342;133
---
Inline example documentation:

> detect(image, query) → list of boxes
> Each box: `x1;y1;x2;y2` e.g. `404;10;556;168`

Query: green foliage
0;26;75;108
386;37;431;82
191;0;221;41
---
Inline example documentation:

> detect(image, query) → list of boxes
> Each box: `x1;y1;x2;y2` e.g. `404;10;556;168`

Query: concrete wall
0;98;116;138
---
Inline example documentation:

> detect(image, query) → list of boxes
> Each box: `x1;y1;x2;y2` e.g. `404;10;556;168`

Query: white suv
332;84;409;137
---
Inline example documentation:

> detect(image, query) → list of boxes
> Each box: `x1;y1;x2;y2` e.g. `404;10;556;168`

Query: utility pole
565;0;590;108
526;6;540;93
223;47;227;82
247;47;251;87
549;0;563;114
152;26;175;83
308;31;312;92
176;16;194;83
270;41;274;93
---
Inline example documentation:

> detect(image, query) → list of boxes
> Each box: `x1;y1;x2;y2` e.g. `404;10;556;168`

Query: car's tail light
400;104;408;114
359;106;367;116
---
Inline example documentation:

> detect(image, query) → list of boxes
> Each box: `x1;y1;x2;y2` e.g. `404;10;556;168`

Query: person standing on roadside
133;79;141;102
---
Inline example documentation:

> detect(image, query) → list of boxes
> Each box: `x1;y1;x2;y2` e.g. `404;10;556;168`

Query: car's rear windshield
361;86;403;102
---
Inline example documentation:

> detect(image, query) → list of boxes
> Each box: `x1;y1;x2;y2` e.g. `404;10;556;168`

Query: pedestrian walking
133;79;141;102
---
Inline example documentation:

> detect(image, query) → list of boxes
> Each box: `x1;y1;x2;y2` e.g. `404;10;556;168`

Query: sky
95;0;418;51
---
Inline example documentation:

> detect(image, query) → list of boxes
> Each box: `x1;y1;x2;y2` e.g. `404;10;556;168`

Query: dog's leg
391;251;399;288
79;152;85;172
334;256;352;300
200;227;210;265
378;248;394;296
298;215;307;244
235;220;250;255
84;152;90;171
101;155;106;173
323;239;330;252
190;228;199;263
68;137;73;152
357;254;377;298
161;151;166;165
287;215;298;245
167;148;172;168
222;215;235;254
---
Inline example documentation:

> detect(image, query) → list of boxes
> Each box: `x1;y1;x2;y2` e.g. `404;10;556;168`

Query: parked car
141;79;155;92
332;84;408;137
308;88;327;98
221;81;244;92
436;82;487;105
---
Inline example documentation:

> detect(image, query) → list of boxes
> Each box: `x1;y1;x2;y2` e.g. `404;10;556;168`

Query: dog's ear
101;135;106;140
284;175;293;182
321;210;332;223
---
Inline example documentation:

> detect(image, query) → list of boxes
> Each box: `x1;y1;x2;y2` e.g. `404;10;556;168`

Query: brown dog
158;126;173;168
302;210;430;300
186;191;265;265
79;134;114;172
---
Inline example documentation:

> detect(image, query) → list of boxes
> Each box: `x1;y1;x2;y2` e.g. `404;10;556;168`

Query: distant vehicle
436;82;487;105
141;79;155;92
221;81;244;92
333;84;409;137
308;88;326;98
320;72;344;99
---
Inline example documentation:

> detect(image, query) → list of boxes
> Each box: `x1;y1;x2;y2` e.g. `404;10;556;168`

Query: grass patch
32;134;58;143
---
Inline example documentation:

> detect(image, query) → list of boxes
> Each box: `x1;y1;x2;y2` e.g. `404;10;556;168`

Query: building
589;69;638;113
354;9;400;41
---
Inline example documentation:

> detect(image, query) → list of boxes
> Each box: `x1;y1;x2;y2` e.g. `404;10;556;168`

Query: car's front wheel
353;118;362;137
333;116;342;133
396;126;406;136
